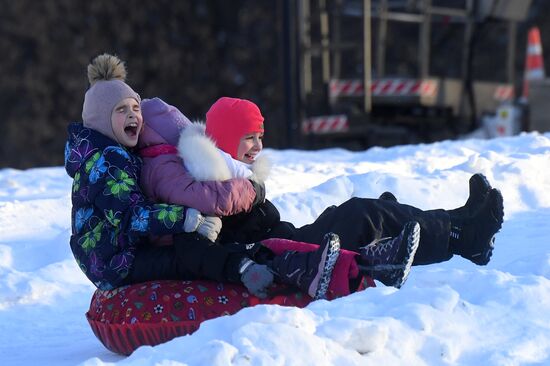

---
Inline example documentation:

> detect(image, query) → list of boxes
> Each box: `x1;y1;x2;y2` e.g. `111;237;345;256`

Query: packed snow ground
0;132;549;365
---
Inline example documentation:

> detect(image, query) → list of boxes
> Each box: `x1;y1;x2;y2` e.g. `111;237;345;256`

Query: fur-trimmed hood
177;121;270;183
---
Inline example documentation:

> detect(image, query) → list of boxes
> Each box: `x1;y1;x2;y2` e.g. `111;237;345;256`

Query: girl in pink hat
203;97;504;272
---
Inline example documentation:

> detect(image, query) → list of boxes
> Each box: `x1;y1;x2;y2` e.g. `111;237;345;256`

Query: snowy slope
0;133;549;366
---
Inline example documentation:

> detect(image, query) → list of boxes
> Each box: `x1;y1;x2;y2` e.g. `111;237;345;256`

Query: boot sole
471;188;504;265
397;222;420;288
310;233;341;300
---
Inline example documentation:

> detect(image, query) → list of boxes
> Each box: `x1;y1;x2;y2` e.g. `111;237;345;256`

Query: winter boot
448;188;504;265
269;232;341;300
448;173;492;217
358;221;420;288
379;191;398;203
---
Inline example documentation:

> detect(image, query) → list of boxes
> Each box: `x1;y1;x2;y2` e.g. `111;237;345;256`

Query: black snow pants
270;197;453;265
123;234;264;286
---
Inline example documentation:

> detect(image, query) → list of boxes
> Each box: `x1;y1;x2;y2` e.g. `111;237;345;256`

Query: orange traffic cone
522;26;545;101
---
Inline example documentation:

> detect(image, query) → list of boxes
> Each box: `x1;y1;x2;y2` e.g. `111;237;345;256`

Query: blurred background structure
1;0;549;169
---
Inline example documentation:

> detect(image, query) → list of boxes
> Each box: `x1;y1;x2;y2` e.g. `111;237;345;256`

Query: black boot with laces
358;221;421;288
269;232;341;300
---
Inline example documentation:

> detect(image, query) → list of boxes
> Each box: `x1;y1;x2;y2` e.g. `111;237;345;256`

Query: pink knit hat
82;54;141;142
205;97;264;159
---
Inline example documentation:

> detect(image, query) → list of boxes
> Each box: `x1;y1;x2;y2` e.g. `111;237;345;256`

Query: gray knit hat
82;54;141;142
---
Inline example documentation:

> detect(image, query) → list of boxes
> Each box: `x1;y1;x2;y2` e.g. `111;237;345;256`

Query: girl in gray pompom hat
82;53;142;147
64;54;225;290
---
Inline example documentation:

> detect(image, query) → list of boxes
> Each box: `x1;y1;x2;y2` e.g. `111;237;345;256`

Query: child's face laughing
237;132;263;163
111;98;143;147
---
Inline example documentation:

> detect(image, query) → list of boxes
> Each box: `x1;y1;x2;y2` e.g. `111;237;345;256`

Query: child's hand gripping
183;208;222;242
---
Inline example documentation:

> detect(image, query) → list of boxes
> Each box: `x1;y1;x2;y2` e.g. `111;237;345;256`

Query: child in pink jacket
138;97;422;299
137;98;353;300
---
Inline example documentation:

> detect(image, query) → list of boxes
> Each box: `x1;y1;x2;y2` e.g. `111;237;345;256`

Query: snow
1;132;549;365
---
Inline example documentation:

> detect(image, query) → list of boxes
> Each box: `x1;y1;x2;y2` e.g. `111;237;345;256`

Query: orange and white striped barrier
302;115;349;134
329;79;438;98
371;79;437;97
494;85;514;101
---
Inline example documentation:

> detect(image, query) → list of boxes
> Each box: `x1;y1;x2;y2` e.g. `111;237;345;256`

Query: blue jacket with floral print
64;122;189;290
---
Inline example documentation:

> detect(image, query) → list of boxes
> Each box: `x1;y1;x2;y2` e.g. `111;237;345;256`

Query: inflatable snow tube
86;240;376;356
86;280;312;356
86;276;375;356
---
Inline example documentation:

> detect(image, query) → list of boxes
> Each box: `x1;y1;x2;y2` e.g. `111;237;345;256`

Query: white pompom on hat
82;54;141;141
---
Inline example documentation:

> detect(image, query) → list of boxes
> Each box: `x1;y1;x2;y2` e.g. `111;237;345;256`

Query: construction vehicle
285;0;533;149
